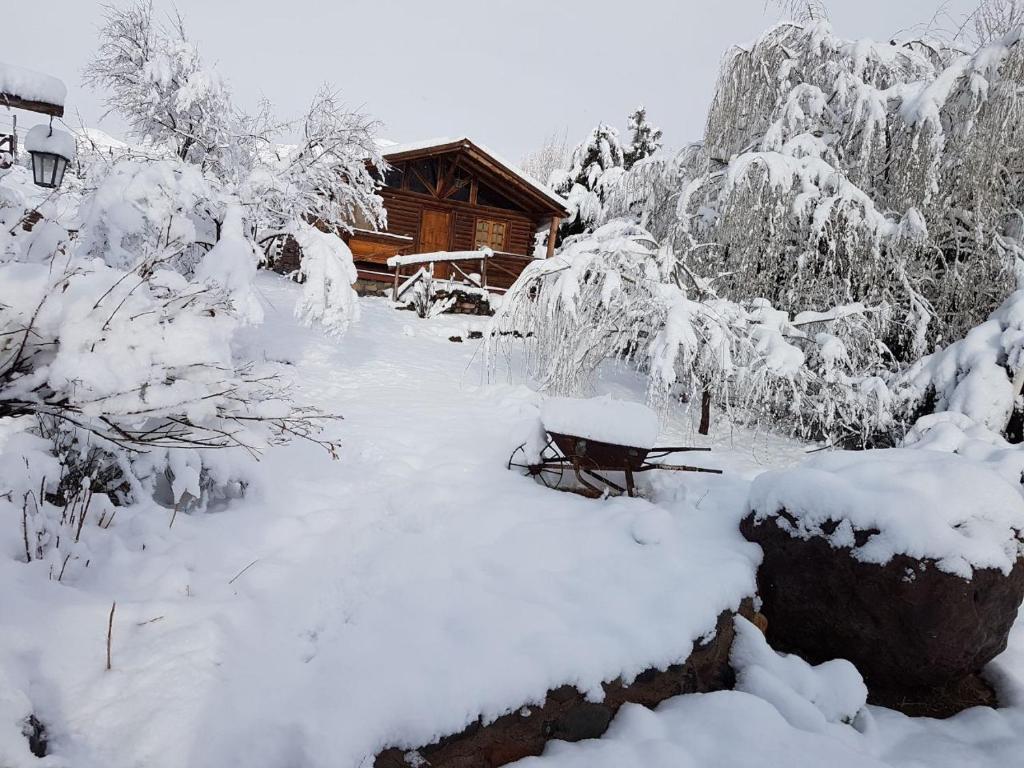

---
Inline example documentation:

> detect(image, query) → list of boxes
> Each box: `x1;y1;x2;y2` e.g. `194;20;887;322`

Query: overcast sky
5;0;979;162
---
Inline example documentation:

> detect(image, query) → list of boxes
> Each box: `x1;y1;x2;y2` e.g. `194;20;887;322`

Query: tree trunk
699;390;712;435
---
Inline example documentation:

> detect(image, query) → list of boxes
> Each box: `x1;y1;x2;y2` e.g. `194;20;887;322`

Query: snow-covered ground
3;272;1023;768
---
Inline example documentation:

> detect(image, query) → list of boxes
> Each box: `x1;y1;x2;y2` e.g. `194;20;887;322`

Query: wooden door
419;209;451;278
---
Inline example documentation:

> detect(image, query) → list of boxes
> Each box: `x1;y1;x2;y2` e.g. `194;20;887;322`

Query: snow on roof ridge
381;135;568;211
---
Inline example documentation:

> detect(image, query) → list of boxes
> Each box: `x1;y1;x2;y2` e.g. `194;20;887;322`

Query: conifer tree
623;106;663;170
549;123;626;240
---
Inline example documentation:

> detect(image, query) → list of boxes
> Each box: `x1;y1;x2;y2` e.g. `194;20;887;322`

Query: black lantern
26;122;74;189
31;150;68;188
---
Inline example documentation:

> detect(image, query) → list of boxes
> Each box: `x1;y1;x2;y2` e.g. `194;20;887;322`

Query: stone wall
432;288;493;316
375;600;755;768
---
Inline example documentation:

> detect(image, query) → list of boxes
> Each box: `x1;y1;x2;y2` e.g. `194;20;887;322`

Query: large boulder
742;448;1024;716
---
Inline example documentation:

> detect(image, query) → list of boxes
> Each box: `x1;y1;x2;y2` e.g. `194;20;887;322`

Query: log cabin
272;137;569;295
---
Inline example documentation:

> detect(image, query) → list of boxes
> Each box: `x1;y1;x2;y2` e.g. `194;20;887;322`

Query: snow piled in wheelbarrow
541;395;661;448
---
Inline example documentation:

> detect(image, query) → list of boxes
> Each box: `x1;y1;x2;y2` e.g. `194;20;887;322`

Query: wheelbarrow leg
625;467;636;497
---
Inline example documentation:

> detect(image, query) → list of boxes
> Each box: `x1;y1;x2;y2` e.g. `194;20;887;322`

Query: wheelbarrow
508;431;722;497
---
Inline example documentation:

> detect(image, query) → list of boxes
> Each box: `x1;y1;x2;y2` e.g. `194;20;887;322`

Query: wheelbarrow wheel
507;443;565;489
535;461;565;489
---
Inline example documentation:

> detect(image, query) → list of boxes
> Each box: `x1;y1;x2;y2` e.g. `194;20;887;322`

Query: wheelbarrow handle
652;464;724;474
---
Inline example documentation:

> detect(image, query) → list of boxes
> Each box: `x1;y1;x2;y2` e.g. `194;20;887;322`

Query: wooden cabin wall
362;188;540;265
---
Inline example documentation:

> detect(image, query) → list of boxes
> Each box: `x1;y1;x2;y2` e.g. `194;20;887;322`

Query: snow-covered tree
85;0;385;336
488;221;667;395
83;1;252;177
680;20;1024;361
972;0;1024;45
549;123;626;240
489;221;895;445
623;106;663;170
603;142;707;243
520;131;570;189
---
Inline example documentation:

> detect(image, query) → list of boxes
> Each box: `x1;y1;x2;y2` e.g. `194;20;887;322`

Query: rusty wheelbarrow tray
508;431;722;497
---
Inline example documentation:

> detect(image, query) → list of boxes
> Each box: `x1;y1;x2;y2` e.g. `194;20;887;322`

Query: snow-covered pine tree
549;123;626;240
623;106;663;170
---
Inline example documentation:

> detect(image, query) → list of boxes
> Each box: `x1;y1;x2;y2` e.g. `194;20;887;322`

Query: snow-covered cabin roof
381;136;569;216
0;61;66;116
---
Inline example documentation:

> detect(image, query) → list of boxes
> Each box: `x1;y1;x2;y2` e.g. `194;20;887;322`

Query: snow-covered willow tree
487;222;667;395
679;20;1024;360
549;123;627;241
488;221;896;445
603;142;708;245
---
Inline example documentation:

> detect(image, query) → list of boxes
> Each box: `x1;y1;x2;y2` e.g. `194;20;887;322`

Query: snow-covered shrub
0;114;344;578
490;222;896;445
895;288;1024;439
487;221;666;395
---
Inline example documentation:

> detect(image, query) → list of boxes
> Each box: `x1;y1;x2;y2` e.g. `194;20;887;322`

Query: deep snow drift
2;274;1023;768
0;274;759;768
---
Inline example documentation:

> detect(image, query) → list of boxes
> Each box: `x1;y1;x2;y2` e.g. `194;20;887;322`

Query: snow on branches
84;1;247;174
489;222;895;445
487;221;665;396
84;1;384;336
895;288;1024;437
549;124;627;240
682;20;1024;360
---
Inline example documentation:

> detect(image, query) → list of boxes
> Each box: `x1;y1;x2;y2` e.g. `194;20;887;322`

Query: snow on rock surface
0;61;66;106
541;395;660;448
749;448;1024;578
731;617;867;731
23;124;76;160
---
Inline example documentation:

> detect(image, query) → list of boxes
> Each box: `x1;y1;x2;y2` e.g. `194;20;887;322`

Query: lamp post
0;62;69;187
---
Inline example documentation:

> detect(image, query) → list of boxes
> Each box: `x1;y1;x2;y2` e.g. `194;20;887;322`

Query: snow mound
24;125;76;160
0;61;66;106
748;448;1024;578
541;395;660;448
731;616;867;731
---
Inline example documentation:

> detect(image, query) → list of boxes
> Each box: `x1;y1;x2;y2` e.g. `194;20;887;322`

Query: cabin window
382;164;404;189
445;167;471;202
409;159;439;195
475;219;507;251
476;182;518;211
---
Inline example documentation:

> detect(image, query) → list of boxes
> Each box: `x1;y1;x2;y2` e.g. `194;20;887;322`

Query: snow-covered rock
748;448;1024;578
731;616;867;732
